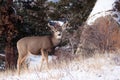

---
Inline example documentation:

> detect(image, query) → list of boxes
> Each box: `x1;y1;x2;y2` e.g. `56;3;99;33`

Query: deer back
17;36;53;55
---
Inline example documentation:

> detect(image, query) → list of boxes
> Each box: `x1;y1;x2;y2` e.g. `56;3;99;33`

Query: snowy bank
87;0;120;25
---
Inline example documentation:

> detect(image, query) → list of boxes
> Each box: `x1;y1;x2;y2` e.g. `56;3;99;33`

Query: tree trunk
0;0;19;69
5;43;17;69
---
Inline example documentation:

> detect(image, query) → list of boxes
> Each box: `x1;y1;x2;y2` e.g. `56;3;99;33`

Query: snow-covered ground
0;53;120;80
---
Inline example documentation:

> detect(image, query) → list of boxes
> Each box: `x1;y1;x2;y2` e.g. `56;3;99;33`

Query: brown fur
17;22;68;75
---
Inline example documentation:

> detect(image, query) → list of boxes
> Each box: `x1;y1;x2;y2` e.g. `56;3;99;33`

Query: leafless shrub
77;15;120;56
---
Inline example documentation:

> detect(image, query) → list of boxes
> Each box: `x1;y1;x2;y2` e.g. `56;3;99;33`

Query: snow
87;0;120;25
50;20;64;26
48;0;60;2
0;54;120;80
112;11;120;24
89;0;114;16
0;54;5;57
26;54;57;70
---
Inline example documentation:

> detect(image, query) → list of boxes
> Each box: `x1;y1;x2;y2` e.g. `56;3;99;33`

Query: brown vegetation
76;15;120;55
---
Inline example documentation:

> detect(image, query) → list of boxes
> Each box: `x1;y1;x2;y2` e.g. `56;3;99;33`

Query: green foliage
15;0;51;36
12;0;96;39
48;0;96;30
13;0;96;37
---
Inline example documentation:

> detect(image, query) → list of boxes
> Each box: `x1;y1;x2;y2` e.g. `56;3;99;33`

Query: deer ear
62;21;69;31
65;21;69;25
48;23;56;31
48;23;53;28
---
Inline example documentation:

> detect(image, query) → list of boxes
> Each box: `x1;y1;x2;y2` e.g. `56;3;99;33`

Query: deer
17;21;68;75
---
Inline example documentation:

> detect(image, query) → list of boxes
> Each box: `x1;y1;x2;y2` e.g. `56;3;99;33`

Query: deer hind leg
17;57;21;75
17;55;27;75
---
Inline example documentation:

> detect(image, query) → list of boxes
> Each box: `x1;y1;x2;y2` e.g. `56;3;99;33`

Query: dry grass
0;51;120;80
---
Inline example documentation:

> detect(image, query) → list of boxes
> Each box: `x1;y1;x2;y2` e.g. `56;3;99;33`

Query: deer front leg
44;51;49;70
40;49;49;71
40;49;45;71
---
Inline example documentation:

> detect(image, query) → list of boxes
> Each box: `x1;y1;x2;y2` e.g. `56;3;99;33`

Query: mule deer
17;21;68;75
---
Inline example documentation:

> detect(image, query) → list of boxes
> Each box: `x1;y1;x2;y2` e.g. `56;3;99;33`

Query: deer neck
51;34;61;47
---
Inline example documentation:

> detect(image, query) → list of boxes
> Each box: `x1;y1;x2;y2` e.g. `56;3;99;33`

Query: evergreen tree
15;0;50;36
48;0;96;30
0;0;22;69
